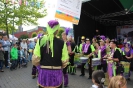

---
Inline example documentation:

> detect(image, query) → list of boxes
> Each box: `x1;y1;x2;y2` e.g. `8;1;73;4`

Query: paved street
0;62;133;88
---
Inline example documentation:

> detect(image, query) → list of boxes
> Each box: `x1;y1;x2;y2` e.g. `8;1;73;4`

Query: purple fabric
65;28;71;35
37;34;42;38
108;63;113;78
121;47;133;57
64;74;68;86
48;20;59;28
83;44;90;53
66;41;70;46
82;43;86;51
38;69;63;87
100;35;106;40
100;46;107;64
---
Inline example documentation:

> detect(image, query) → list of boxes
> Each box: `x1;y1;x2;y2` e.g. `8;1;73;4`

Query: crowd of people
31;20;131;88
0;20;131;88
0;34;37;72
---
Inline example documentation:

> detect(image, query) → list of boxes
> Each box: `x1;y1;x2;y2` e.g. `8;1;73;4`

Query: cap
86;38;90;41
81;36;85;40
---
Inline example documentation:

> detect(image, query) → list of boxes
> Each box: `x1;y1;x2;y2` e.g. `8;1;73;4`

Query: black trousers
63;65;68;74
81;63;86;75
69;55;74;66
98;63;107;73
81;59;92;77
4;51;8;67
88;62;92;77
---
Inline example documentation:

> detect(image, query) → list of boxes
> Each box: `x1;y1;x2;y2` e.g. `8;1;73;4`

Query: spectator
20;39;27;58
3;35;11;68
0;43;4;72
108;75;127;88
91;70;105;88
10;44;18;70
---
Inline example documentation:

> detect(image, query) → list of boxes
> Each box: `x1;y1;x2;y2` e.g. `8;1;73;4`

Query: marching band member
32;20;69;88
79;36;85;53
67;36;76;75
61;29;71;87
80;38;95;79
99;39;107;73
105;40;122;79
121;43;133;80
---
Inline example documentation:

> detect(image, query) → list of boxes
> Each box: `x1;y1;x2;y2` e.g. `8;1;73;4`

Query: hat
46;20;60;57
86;38;90;41
81;36;85;40
65;27;71;35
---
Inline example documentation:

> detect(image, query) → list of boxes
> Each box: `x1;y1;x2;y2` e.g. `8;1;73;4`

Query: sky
23;0;73;31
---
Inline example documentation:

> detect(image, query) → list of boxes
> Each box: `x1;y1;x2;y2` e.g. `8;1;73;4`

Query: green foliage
32;33;37;38
57;27;64;39
19;34;29;39
0;0;47;34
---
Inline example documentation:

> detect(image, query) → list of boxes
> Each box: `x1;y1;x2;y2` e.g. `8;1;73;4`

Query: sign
55;0;82;25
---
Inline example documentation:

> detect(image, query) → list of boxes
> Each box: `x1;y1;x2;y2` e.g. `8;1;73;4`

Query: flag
11;0;15;4
26;1;28;6
19;0;22;5
24;0;26;5
36;2;40;8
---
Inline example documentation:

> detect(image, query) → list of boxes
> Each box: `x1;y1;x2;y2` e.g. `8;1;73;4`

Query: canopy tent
74;0;133;43
28;37;37;41
9;34;18;40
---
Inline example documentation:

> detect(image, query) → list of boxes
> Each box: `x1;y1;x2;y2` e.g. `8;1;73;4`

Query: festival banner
55;0;82;25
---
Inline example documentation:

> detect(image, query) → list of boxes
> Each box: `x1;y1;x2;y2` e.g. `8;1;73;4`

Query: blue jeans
28;53;33;61
0;60;3;70
11;60;17;69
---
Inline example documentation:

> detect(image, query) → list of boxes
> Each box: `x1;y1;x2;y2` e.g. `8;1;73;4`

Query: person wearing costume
121;43;133;80
79;36;85;53
80;38;95;79
99;39;107;73
67;35;76;75
92;38;98;49
61;28;71;87
106;40;122;79
32;20;69;88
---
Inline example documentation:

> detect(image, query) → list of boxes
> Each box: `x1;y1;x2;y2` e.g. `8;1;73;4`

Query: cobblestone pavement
0;62;132;88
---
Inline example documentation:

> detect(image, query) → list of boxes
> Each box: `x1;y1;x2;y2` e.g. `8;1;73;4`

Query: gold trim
32;54;40;66
40;66;62;69
37;80;63;88
62;59;69;68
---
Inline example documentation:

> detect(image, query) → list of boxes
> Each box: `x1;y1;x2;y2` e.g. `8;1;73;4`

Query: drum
74;53;82;64
80;57;88;63
92;58;101;66
120;61;130;73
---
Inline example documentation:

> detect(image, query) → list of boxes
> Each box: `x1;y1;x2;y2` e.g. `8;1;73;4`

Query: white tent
28;37;37;41
9;34;18;40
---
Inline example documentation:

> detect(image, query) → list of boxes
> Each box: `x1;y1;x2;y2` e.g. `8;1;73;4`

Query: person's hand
107;57;113;61
103;55;107;59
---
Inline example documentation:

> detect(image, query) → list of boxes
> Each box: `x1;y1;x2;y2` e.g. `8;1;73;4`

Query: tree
32;33;37;38
0;0;47;36
19;34;29;39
